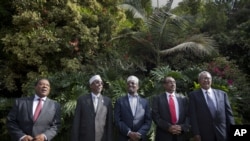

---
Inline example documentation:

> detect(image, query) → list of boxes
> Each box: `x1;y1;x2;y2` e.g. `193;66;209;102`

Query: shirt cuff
127;131;131;136
19;135;26;141
43;134;48;141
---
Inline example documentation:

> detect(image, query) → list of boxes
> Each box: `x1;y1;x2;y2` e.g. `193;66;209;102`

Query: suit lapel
134;96;141;117
200;89;218;119
212;89;219;115
198;89;208;108
27;96;34;121
124;96;134;116
176;94;182;122
96;95;103;113
160;93;170;114
87;94;95;114
37;98;49;121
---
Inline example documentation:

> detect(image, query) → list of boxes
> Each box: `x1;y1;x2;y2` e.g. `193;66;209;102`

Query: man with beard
71;75;113;141
114;75;152;141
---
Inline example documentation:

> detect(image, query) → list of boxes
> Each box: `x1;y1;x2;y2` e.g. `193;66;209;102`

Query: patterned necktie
34;98;43;121
93;96;98;112
169;94;177;124
206;91;216;118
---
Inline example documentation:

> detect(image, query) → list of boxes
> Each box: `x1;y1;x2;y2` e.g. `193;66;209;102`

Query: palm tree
113;0;218;69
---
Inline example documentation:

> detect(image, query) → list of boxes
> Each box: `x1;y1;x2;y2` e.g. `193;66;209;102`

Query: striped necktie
34;98;43;121
206;91;216;118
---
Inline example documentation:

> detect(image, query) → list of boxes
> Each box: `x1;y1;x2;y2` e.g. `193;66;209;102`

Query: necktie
169;94;177;124
206;91;216;118
34;98;43;121
93;96;98;112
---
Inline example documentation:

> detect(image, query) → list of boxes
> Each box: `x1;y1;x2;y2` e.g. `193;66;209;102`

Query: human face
198;72;212;90
163;77;176;93
90;80;103;95
35;79;51;98
127;81;139;95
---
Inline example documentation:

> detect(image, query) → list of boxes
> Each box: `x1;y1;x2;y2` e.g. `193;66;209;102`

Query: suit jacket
71;94;113;141
7;96;61;141
152;93;190;141
189;88;235;141
114;95;152;141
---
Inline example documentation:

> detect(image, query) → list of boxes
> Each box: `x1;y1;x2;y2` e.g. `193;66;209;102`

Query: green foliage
1;0;128;93
0;98;14;140
1;0;250;139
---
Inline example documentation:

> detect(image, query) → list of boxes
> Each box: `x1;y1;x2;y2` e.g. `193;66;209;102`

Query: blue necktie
206;91;216;118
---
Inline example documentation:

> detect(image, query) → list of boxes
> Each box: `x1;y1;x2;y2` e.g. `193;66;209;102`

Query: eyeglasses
201;77;211;81
92;81;103;85
164;81;176;84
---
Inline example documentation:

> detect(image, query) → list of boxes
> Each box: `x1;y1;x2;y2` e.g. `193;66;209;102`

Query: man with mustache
71;75;113;141
189;71;235;141
114;75;152;141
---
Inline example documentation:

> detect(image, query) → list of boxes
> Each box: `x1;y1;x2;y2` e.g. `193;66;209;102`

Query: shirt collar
128;93;138;97
34;94;46;101
91;93;100;98
201;88;212;94
166;92;175;97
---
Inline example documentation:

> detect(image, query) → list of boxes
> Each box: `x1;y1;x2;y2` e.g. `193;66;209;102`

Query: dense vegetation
0;0;249;140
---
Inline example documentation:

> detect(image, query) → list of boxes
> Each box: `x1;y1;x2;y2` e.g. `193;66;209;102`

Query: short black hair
34;78;50;86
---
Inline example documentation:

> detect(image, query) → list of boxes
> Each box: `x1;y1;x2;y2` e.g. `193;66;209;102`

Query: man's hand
21;135;33;141
193;135;201;141
33;134;46;141
128;132;141;141
168;125;182;135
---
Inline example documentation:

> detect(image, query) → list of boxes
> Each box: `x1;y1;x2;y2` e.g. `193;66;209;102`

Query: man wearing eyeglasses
189;71;235;141
114;75;152;141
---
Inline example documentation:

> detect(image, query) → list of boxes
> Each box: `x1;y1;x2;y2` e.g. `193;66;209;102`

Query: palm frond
159;34;218;56
147;10;188;46
118;4;146;21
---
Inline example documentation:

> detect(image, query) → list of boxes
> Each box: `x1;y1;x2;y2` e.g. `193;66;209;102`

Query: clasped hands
168;125;182;135
21;134;46;141
128;131;141;141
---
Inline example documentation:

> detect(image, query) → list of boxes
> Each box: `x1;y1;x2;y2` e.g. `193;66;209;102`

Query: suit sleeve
114;98;131;136
137;99;152;139
189;92;200;136
70;98;82;141
106;99;113;141
151;96;172;131
6;99;26;141
224;92;235;134
43;102;61;141
180;96;190;133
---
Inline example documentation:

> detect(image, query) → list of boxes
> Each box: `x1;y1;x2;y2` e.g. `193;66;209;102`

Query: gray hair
198;71;212;80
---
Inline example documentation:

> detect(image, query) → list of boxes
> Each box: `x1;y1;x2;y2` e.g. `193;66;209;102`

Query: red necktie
169;94;177;124
34;98;43;121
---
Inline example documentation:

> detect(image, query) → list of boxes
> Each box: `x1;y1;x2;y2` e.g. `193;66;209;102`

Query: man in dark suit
114;75;152;141
7;78;61;141
189;71;235;141
71;75;113;141
152;76;190;141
